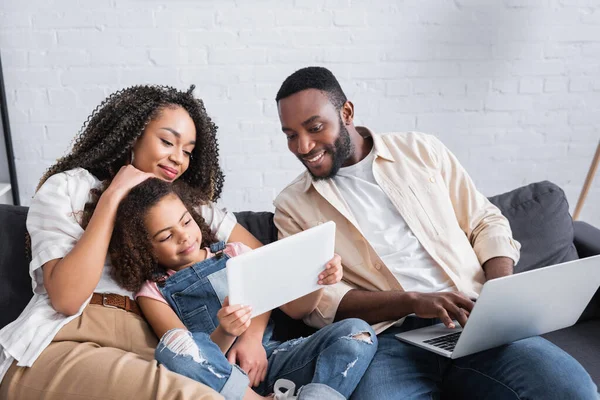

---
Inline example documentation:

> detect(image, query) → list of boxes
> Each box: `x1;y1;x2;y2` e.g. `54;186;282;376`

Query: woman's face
132;106;196;182
145;194;204;270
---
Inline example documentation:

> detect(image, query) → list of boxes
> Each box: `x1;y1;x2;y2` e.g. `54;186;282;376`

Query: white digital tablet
227;221;336;317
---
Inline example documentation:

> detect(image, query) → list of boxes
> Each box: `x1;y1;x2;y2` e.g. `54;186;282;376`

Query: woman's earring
130;150;135;165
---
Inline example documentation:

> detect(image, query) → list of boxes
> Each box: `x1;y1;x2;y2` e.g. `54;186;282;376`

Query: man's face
278;89;352;180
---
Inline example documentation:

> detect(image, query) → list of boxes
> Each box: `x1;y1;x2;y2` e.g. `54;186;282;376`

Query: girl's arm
223;237;270;387
139;296;241;354
137;296;187;339
221;213;273;335
43;166;152;316
226;311;271;387
225;224;271;344
222;233;270;340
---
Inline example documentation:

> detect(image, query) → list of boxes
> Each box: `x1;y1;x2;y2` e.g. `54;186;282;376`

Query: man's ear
341;100;354;125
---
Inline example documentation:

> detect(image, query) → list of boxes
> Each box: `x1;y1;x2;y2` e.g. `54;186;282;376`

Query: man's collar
357;126;395;162
302;171;313;192
301;126;395;192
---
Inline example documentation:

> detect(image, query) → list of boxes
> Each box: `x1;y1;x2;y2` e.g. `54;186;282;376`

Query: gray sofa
1;181;599;384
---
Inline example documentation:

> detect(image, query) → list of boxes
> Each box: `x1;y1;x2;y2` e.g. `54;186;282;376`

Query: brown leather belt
90;293;143;318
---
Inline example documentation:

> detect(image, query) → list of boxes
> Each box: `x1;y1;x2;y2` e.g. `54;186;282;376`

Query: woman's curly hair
25;85;225;261
37;84;224;202
109;178;218;292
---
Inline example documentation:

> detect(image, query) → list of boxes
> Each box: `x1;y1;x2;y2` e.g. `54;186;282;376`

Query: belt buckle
102;294;120;310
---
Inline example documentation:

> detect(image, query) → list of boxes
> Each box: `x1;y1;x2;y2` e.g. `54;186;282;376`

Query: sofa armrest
573;221;600;322
574;221;600;258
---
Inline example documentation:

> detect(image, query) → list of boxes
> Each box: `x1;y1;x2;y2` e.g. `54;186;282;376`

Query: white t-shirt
0;168;237;382
333;149;456;294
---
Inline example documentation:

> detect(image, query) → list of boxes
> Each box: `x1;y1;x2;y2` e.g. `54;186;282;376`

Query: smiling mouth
179;241;197;255
159;165;178;178
303;151;326;165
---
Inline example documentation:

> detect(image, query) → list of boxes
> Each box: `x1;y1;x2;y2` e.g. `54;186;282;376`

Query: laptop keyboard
423;331;462;352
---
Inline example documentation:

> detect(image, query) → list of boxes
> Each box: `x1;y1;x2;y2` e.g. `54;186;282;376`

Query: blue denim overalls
158;241;273;342
154;242;376;400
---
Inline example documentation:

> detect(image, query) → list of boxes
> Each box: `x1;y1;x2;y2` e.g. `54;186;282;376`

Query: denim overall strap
210;241;226;257
158;253;230;335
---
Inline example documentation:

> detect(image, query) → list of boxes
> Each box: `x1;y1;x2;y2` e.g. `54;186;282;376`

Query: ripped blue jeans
154;242;377;399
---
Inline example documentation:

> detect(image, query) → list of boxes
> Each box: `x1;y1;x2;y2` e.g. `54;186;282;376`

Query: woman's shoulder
192;199;217;212
33;167;102;209
39;167;100;190
59;167;101;185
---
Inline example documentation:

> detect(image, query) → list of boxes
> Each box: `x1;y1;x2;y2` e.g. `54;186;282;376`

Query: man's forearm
483;256;514;281
334;289;416;324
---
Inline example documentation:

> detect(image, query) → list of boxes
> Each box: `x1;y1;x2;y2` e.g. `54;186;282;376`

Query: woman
0;85;264;399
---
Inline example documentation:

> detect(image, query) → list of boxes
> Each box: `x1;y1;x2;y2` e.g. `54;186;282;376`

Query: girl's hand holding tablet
317;253;343;285
216;297;253;337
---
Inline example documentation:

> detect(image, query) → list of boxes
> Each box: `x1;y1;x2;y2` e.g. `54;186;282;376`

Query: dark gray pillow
0;205;32;330
234;211;278;245
488;181;579;274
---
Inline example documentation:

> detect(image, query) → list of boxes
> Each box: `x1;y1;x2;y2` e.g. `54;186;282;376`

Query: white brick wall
1;0;599;227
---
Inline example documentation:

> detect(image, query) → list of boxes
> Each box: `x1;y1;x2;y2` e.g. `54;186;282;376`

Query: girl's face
145;194;204;270
132;106;196;182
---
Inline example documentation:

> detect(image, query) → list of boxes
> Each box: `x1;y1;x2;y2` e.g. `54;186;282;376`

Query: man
273;66;597;399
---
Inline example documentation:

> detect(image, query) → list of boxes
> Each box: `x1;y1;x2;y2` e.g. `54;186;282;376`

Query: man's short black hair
276;66;348;110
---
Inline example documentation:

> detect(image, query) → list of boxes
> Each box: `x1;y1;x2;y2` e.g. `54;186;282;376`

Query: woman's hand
104;165;155;202
318;253;343;285
217;297;253;337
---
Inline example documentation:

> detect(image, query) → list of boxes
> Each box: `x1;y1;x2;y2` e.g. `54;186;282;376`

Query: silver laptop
396;255;600;359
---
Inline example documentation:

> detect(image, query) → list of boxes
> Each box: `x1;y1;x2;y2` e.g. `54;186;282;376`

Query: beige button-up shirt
273;128;521;334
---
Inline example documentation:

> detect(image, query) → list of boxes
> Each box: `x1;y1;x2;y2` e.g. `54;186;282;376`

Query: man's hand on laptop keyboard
409;292;475;329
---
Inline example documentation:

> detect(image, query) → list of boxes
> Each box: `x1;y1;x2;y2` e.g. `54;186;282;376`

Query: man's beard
302;119;353;181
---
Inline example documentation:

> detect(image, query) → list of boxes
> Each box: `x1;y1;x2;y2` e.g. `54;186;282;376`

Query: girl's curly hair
37;84;224;202
109;178;218;292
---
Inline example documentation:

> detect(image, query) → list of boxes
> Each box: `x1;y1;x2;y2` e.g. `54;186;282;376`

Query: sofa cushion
488;182;599;325
543;320;600;385
488;181;579;274
234;211;278;245
0;205;33;329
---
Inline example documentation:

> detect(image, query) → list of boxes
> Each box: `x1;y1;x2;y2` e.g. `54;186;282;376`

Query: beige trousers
0;304;223;399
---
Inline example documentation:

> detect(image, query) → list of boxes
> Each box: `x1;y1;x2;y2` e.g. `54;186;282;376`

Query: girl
0;85;264;399
109;178;377;400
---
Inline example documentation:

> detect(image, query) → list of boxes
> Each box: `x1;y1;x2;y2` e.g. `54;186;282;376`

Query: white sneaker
273;379;297;400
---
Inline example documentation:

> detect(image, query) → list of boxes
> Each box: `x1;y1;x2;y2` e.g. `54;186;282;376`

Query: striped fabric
0;167;236;383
